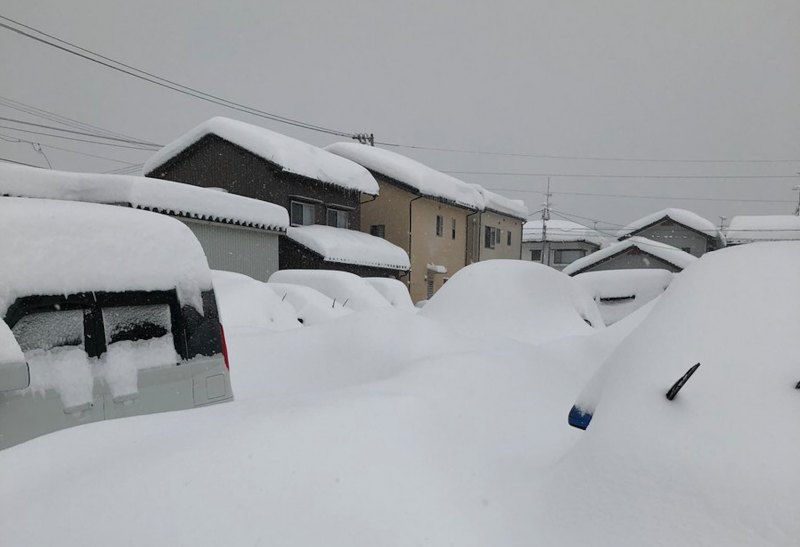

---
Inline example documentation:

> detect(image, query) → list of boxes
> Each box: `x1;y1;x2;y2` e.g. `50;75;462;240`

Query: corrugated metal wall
181;219;279;282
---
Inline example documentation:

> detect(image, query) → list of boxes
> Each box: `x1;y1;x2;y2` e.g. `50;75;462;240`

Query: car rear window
102;304;172;345
11;309;85;353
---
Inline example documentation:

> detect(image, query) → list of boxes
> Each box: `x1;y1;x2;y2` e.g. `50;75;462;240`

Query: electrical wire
0;124;159;150
0;156;43;167
0;116;160;146
443;170;799;180
479;186;796;204
0;132;143;165
0;15;355;138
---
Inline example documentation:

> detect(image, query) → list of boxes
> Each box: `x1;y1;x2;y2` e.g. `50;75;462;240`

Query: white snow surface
616;207;722;240
522;218;605;246
364;277;416;311
144;117;379;195
575;269;674;325
267;282;353;326
420;260;604;344
471;185;529;219
212;271;301;332
726;214;800;243
0;162;289;231
286;225;410;270
562;236;698;275
546;242;800;546
0;321;23;366
325;142;485;209
0;198;211;314
269;270;391;311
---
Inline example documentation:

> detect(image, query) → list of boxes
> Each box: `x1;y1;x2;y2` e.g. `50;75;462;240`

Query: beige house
325;143;526;302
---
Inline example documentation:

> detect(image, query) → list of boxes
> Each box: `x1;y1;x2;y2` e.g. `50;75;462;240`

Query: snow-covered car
266;282;353;325
268;269;391;311
0;198;232;450
364;277;416;311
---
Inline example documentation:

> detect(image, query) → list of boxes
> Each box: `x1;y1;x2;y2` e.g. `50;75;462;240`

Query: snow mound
269;270;391;311
575;269;673;325
617;207;722;240
267;282;353;326
562;236;697;275
145;117;379;195
325;142;484;209
419;260;604;344
212;271;301;332
522;218;606;246
545;242;800;546
0;162;288;231
726;214;800;243
364;278;415;311
286;225;410;271
0;197;211;314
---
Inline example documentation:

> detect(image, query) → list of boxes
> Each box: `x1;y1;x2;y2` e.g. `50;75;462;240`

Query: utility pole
352;133;375;146
718;215;727;231
541;177;552;266
794;177;800;216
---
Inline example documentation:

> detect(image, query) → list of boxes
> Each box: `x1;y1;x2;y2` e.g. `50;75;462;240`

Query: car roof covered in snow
0;197;211;315
268;269;391;311
616;208;723;241
523;219;605;246
562;236;697;276
725;215;800;243
144;117;379;195
0;163;289;232
285;225;410;271
324;142;485;210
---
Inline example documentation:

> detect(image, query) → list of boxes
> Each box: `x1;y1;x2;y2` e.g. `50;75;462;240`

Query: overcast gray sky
1;0;799;231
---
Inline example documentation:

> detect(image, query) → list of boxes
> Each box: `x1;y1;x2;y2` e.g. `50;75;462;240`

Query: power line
0;124;159;150
0;156;43;168
481;186;796;204
375;142;800;164
0;94;160;145
0;15;355;138
0;116;160;147
444;170;798;179
0;133;140;165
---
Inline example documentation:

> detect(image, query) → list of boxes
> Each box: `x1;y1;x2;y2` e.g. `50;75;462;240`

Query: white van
0;197;233;450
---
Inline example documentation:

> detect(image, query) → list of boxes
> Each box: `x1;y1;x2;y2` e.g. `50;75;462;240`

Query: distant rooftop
523;219;605;247
562;236;697;276
617;208;723;242
726;215;800;243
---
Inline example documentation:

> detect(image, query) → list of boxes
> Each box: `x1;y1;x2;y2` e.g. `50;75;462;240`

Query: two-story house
521;219;605;271
325;142;489;302
143;117;410;278
616;208;725;256
466;185;528;264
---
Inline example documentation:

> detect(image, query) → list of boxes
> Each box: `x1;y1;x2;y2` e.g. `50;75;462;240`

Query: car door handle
112;393;139;404
63;401;94;415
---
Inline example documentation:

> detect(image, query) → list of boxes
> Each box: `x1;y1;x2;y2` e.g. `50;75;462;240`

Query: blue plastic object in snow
568;405;593;430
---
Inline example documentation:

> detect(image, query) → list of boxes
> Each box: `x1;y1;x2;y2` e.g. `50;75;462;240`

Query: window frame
485;226;496;249
326;207;349;229
507;230;512;246
553;249;586;265
370;224;386;238
290;200;316;226
451;218;457;240
436;215;444;237
531;249;542;261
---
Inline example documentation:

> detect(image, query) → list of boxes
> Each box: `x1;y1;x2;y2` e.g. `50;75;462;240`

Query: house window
530;249;542;261
507;231;512;246
553;249;586;265
485;226;496;249
370;224;385;238
681;246;691;254
436;215;443;237
426;277;435;299
326;208;349;229
495;228;502;245
451;218;457;240
290;201;315;226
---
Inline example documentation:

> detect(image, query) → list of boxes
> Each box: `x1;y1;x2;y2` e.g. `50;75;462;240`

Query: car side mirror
0;359;30;392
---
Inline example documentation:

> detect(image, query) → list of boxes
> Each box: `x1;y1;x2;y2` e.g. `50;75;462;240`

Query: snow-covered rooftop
0;197;212;315
616;208;722;240
562;236;697;275
286;225;410;271
523;219;605;247
0;163;289;232
144;117;379;195
471;185;528;219
725;215;800;243
325;142;484;210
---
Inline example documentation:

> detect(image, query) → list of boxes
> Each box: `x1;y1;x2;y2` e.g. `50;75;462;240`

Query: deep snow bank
537;242;800;546
419;260;603;344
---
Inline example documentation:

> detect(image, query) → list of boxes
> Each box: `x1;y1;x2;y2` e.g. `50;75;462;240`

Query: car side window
102;304;172;345
11;309;85;353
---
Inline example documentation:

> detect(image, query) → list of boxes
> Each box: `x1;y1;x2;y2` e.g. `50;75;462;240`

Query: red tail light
219;323;230;371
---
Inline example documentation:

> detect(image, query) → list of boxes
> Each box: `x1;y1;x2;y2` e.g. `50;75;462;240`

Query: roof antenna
666;363;701;401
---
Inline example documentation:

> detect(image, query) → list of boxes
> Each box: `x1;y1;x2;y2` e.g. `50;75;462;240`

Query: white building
522;219;606;271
